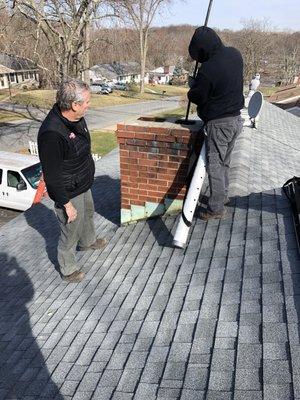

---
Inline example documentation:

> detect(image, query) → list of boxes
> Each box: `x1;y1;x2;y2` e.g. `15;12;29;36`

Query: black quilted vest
40;104;95;199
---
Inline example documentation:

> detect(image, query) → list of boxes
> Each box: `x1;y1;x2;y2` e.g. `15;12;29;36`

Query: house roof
91;62;140;80
0;65;14;74
0;101;300;399
0;53;38;72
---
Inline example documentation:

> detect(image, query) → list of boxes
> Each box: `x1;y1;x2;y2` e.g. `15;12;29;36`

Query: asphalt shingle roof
0;53;38;72
0;101;300;399
91;62;140;80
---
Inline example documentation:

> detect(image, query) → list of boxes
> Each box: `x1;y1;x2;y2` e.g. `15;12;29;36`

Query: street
0;96;180;152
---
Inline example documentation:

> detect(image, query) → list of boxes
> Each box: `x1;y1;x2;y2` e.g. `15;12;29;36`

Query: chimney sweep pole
184;0;214;123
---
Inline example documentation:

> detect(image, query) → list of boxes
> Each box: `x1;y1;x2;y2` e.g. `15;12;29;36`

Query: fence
29;141;101;162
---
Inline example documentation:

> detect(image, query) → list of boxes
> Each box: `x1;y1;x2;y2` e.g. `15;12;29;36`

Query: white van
0;151;42;211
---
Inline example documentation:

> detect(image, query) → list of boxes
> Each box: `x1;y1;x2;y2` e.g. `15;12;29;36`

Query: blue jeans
205;116;243;213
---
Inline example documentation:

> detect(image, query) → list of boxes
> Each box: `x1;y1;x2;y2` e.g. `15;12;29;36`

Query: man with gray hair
38;79;106;283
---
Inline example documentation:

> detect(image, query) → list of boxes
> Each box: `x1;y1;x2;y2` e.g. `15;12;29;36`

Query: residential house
0;53;39;90
89;61;149;84
149;65;175;84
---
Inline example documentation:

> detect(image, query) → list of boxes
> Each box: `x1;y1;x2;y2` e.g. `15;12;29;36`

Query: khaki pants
55;189;96;276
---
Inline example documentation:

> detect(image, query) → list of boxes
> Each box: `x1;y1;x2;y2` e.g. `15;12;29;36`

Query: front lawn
90;130;118;156
0;110;26;124
8;84;188;109
12;90;56;109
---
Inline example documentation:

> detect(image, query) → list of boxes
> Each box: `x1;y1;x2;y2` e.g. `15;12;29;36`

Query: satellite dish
248;91;263;119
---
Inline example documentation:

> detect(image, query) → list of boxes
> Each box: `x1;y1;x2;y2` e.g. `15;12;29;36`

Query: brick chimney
116;118;203;224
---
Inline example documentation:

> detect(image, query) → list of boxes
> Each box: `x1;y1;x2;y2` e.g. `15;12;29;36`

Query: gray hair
56;79;90;111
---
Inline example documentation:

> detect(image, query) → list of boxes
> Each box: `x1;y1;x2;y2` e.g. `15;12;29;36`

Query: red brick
180;136;191;144
129;170;139;177
137;165;148;172
158;161;180;169
129;151;148;159
147;166;160;173
138;171;157;179
148;153;169;161
157;173;177;181
146;126;171;135
122;157;138;165
130;176;145;183
135;132;155;140
117;123;126;130
139;183;157;191
121;176;130;183
155;135;176;143
120;149;129;157
138;159;158;167
155;179;170;188
169;155;185;163
148;190;167;197
117;131;136;139
124;125;150;132
125;145;138;152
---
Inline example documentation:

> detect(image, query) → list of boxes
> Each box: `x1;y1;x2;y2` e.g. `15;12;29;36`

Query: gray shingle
208;370;234;391
183;365;209;390
1;102;300;400
235;368;262;390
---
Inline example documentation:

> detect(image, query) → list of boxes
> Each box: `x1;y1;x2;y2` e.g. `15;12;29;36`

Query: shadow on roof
92;175;121;226
24;203;60;271
0;253;64;398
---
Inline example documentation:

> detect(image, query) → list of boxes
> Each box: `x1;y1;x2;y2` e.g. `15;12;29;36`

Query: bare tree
9;0;114;82
111;0;172;93
276;32;300;84
231;18;274;81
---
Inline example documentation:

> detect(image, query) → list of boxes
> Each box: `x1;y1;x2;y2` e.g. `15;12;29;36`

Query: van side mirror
17;181;27;191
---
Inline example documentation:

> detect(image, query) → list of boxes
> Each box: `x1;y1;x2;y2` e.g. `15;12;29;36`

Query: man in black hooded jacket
38;79;106;283
188;26;244;220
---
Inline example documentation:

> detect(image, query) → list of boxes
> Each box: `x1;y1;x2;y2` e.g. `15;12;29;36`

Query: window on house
9;73;15;83
0;169;2;185
0;79;4;87
24;72;29;79
29;72;34;78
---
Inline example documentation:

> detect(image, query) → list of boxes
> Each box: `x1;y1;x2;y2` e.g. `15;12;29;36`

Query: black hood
189;26;223;62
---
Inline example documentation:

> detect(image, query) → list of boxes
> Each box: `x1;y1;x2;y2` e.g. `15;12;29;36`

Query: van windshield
22;163;42;189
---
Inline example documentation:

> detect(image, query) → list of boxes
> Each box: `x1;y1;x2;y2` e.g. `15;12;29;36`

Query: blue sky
154;0;300;31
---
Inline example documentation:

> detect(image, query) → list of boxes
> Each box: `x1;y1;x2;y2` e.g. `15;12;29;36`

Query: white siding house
90;62;149;84
0;53;39;90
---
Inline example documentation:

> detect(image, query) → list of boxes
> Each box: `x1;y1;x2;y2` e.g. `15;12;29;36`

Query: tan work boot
78;238;107;251
62;270;85;283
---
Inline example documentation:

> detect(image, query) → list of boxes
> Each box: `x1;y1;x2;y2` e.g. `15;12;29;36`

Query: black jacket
188;27;244;122
37;104;95;206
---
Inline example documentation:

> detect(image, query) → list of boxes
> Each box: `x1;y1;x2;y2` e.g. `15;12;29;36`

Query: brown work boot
77;238;107;251
199;209;227;221
62;270;85;283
